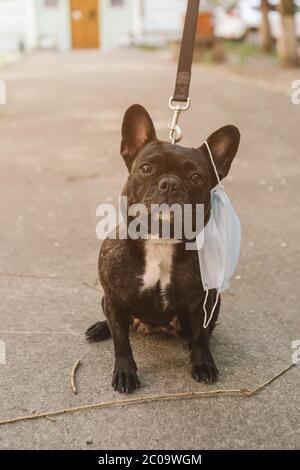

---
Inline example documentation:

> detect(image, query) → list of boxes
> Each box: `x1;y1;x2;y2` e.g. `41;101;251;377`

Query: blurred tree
260;0;273;52
277;0;299;66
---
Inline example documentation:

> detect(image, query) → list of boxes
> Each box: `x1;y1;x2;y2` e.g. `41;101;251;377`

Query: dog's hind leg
85;297;111;342
85;321;111;342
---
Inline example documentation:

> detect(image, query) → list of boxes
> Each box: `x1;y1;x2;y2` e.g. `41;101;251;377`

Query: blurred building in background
0;0;133;53
1;1;298;58
0;0;194;54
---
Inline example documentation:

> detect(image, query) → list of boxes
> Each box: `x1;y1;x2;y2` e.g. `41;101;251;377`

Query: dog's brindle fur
86;104;240;393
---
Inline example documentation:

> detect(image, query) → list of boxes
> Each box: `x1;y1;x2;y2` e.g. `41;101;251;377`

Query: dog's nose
158;176;179;194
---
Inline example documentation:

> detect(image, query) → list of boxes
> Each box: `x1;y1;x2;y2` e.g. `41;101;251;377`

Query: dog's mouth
125;179;203;241
127;210;184;240
126;202;202;242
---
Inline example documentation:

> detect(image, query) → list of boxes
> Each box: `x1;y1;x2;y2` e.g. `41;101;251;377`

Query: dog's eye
191;173;203;184
140;164;152;175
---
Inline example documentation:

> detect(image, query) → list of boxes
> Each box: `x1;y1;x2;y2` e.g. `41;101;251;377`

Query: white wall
0;0;39;53
131;0;143;42
143;0;185;37
101;0;135;51
35;0;71;50
0;0;27;53
24;0;38;50
100;0;185;49
0;0;71;53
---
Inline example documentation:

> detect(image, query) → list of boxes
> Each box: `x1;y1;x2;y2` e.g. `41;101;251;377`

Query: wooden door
70;0;100;49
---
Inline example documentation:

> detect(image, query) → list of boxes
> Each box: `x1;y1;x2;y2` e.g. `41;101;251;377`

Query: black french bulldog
86;104;240;393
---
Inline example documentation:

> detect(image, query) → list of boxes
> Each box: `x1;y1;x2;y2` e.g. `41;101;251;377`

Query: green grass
223;39;276;65
136;43;162;52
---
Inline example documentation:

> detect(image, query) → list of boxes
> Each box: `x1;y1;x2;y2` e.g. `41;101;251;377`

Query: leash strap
173;0;200;103
168;0;200;144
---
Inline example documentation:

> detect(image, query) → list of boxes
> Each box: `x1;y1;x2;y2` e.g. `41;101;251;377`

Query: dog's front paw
192;359;219;384
112;357;140;394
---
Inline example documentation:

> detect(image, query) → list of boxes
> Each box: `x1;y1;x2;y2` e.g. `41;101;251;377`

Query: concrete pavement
0;49;299;449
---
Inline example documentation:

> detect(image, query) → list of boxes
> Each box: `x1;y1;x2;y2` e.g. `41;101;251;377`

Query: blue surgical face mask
196;141;241;328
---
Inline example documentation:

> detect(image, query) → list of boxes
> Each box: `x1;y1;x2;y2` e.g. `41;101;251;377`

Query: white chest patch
141;241;175;307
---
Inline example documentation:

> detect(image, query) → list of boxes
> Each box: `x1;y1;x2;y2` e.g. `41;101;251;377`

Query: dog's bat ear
120;104;156;171
199;125;240;181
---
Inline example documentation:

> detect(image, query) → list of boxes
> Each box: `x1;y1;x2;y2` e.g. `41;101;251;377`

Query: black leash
168;0;200;144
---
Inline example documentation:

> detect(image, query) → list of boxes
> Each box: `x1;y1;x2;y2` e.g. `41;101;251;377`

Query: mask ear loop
204;141;224;190
202;140;222;329
203;289;220;329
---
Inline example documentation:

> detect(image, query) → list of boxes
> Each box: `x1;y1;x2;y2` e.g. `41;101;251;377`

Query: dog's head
121;104;240;236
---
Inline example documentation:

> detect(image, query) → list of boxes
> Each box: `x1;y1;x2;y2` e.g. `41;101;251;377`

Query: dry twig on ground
0;364;295;427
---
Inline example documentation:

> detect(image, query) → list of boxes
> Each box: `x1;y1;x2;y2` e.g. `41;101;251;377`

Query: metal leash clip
168;97;190;144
